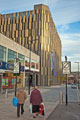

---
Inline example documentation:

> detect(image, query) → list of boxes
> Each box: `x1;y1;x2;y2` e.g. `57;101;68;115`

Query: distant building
0;4;62;86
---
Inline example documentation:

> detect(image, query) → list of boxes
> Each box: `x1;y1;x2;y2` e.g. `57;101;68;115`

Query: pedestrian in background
30;86;43;118
16;87;27;117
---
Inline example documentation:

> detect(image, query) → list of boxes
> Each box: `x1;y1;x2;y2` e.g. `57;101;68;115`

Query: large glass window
18;53;24;66
0;45;6;62
25;56;29;69
8;49;17;63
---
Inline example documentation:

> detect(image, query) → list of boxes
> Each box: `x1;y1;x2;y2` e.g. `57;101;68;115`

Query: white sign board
14;62;19;73
62;61;71;74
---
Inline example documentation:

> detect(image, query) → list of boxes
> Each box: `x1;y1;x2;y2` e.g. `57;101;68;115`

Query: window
0;45;6;62
31;59;35;69
8;49;17;63
25;56;29;68
18;53;24;66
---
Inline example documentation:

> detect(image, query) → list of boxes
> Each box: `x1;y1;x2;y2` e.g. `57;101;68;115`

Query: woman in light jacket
16;88;27;117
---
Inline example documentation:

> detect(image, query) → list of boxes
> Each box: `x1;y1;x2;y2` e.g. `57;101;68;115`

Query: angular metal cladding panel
25;29;28;37
23;16;25;23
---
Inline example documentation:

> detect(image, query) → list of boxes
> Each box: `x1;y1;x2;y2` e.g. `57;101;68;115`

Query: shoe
23;109;24;112
36;113;39;116
21;110;24;115
33;116;36;118
21;112;23;115
17;115;20;118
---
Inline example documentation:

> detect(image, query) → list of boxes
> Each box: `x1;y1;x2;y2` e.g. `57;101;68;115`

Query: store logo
0;62;2;67
5;63;14;70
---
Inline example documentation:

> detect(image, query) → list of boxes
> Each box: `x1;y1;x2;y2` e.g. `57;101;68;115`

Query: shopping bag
29;104;32;113
12;96;18;107
39;103;45;116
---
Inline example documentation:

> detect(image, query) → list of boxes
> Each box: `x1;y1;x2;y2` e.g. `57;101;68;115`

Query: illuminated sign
0;61;24;72
5;63;14;70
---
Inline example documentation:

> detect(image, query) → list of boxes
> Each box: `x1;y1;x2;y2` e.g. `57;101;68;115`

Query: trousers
17;103;24;117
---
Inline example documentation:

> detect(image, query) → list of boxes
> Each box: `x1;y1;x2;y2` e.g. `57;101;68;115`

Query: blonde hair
34;86;38;89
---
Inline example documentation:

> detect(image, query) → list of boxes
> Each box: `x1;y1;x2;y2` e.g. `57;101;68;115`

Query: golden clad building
0;4;62;86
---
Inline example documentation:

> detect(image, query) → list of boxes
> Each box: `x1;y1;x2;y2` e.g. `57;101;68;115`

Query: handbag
29;104;32;113
39;103;45;116
12;96;18;107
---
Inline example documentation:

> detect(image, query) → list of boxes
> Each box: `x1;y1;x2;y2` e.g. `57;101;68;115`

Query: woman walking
16;87;27;117
30;86;43;118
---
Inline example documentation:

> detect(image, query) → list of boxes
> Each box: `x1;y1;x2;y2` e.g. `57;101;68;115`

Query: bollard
78;88;80;104
5;89;8;98
59;91;63;104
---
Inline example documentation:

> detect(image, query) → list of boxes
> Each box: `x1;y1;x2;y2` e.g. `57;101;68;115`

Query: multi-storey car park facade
0;4;62;86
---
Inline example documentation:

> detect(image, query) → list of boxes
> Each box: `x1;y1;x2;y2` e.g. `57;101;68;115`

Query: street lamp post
75;62;80;88
65;56;68;105
14;58;20;96
28;41;32;95
28;39;38;95
15;72;17;96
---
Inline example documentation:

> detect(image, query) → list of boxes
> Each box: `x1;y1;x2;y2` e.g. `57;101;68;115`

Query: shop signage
0;61;24;72
25;62;39;72
62;61;71;74
14;62;19;73
0;62;14;70
5;63;14;70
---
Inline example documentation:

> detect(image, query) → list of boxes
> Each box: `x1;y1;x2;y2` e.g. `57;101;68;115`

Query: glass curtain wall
0;45;6;62
8;49;17;64
18;53;24;66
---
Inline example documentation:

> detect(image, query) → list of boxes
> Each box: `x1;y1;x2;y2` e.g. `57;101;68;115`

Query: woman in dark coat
30;86;43;118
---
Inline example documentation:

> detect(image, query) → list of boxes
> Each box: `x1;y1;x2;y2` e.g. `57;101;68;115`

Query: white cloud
60;33;80;55
0;0;80;25
71;62;80;72
51;0;80;25
60;32;80;71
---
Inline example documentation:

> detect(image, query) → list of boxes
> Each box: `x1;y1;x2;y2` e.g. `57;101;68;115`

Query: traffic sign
62;61;71;74
14;62;19;73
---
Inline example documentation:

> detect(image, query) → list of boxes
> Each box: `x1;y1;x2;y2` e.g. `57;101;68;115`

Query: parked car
71;84;77;89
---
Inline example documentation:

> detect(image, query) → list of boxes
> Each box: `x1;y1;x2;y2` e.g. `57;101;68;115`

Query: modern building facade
0;33;39;92
0;4;62;86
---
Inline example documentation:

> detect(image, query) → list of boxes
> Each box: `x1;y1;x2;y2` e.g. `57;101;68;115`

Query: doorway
36;74;38;86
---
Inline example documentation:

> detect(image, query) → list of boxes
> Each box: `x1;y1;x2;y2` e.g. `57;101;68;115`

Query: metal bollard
5;89;8;98
59;91;63;104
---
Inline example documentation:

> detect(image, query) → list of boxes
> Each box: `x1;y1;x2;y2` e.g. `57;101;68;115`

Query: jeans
17;103;24;117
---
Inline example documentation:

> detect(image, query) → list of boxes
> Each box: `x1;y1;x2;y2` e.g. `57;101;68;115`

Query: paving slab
0;88;58;120
47;102;80;120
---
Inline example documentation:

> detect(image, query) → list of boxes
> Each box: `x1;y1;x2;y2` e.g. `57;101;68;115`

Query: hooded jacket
30;89;43;105
16;89;27;104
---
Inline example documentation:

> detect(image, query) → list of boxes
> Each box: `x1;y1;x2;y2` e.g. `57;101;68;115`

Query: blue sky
0;0;80;71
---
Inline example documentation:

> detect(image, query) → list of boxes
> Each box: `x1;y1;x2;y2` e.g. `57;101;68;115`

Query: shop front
0;61;24;93
25;57;40;87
